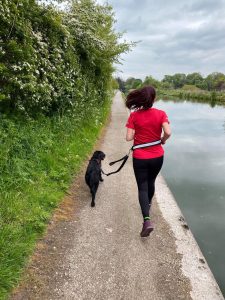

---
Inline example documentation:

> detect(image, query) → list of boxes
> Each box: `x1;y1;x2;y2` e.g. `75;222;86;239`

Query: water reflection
155;98;225;296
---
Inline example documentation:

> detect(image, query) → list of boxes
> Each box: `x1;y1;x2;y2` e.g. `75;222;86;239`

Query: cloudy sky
96;0;225;80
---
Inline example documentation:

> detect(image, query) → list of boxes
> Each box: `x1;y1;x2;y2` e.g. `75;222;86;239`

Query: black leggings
133;156;164;219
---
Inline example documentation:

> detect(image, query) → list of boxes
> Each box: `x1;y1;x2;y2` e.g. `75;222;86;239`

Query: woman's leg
133;158;150;219
147;156;164;210
133;156;164;220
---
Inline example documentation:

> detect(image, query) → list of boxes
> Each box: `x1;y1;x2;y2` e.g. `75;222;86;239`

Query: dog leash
102;140;161;176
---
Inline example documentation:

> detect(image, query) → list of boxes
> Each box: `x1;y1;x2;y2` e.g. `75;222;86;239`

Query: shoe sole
140;227;154;237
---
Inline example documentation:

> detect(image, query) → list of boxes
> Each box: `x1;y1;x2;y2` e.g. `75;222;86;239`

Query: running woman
125;86;171;237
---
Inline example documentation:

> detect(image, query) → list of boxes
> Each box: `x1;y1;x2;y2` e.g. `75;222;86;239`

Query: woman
125;86;171;237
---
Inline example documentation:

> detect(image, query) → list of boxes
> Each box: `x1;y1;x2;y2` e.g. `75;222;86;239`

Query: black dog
85;151;105;207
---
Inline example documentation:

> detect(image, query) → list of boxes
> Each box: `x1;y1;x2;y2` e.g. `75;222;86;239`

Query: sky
96;0;225;80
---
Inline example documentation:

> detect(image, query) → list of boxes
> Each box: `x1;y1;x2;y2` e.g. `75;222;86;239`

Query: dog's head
91;151;105;161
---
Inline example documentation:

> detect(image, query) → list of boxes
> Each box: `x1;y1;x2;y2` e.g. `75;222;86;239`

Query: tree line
117;72;225;93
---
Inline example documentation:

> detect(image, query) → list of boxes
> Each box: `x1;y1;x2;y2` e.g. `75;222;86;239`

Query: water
155;98;225;296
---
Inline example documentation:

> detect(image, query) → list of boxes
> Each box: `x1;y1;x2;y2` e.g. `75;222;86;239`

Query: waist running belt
102;139;161;176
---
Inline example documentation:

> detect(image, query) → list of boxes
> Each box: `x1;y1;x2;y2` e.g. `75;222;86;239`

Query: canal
155;98;225;296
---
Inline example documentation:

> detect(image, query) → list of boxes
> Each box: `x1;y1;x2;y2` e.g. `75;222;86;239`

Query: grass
0;99;111;300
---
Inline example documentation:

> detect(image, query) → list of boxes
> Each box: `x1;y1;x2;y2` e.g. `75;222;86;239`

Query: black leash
101;150;131;176
102;140;161;176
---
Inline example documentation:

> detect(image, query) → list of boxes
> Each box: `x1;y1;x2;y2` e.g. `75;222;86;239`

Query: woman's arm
126;128;135;141
161;122;171;144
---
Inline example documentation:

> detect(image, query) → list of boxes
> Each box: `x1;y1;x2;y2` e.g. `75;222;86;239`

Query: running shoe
140;220;154;237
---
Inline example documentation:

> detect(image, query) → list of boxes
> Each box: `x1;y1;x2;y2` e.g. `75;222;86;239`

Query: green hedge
0;0;130;116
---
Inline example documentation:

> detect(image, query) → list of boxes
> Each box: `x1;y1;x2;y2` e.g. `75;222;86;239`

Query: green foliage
186;72;204;89
122;73;225;106
142;76;160;88
124;77;142;91
181;84;201;92
160;81;173;90
159;88;225;106
162;72;225;92
205;72;225;91
111;77;119;90
125;72;225;98
0;0;131;116
162;73;186;89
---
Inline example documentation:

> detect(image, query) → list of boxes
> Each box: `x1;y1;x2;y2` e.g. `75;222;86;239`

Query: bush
182;84;201;92
0;0;131;116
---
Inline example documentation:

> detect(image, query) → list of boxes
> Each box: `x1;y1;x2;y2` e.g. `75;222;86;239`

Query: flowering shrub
0;0;130;116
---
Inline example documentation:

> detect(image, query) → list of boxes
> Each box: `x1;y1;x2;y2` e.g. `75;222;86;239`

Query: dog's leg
91;192;95;207
99;170;104;182
90;183;99;207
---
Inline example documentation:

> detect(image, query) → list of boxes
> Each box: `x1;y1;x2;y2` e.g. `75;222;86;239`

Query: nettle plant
0;0;132;117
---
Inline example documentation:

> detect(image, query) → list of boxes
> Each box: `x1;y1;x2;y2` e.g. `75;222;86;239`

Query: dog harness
102;139;162;176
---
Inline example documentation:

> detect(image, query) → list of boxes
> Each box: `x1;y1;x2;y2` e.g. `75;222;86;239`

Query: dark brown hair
125;86;156;110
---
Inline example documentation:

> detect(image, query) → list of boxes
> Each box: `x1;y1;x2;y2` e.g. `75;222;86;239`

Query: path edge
155;174;224;300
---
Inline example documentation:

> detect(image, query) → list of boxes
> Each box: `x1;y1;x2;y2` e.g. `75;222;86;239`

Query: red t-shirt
126;108;169;159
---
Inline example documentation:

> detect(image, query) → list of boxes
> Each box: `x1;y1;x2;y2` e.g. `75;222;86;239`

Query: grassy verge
0;98;111;300
158;89;225;106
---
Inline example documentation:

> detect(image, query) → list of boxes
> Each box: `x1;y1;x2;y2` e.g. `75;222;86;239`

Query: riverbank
158;89;225;106
156;176;223;300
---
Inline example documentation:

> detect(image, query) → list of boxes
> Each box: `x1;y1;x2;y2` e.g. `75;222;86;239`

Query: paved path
11;92;223;300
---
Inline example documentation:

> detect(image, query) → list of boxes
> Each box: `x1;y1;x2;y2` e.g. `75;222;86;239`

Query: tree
214;73;225;91
160;81;173;89
186;72;204;89
172;73;186;89
162;73;186;89
124;77;142;91
205;72;225;91
132;78;142;89
143;75;160;88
